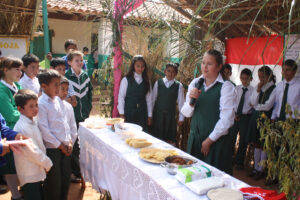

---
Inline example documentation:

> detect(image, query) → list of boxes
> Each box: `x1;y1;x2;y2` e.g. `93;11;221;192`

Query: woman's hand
178;121;183;126
201;138;214;156
120;114;125;119
15;133;28;140
147;117;152;126
189;88;201;100
257;81;264;92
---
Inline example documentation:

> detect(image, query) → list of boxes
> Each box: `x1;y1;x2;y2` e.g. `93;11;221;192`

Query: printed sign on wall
0;37;28;58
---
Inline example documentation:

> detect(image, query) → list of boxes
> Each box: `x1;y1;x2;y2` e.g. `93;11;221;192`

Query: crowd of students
0;42;299;200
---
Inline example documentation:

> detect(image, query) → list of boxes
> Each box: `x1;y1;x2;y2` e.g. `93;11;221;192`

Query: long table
78;124;249;200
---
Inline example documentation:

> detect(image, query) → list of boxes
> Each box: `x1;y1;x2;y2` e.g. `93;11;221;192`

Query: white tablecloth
78;124;249;200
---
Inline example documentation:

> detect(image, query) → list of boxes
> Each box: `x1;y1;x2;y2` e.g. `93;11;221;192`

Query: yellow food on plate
106;118;124;125
126;138;152;148
139;148;178;163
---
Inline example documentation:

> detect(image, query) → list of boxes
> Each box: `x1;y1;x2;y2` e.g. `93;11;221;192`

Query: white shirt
250;81;276;111
118;72;152;117
234;84;254;115
152;77;185;121
271;78;300;119
13;115;53;186
181;74;236;142
38;92;72;148
0;80;18;93
19;73;40;94
59;99;77;145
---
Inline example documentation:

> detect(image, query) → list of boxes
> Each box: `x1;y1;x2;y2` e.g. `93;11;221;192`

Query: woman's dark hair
126;55;150;93
0;57;22;79
206;49;223;66
284;59;298;71
258;66;276;83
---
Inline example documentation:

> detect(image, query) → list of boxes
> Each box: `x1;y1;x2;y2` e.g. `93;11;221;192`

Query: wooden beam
199;18;292;24
47;11;101;22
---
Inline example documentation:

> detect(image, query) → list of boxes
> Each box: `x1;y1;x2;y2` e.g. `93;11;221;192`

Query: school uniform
13;114;53;200
19;73;40;95
230;84;254;166
152;77;184;142
245;82;276;144
65;68;92;178
271;78;300;121
118;72;152;131
0;80;22;175
38;92;72;200
181;74;236;174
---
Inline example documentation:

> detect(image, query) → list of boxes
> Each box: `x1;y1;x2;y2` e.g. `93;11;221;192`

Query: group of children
0;39;92;200
117;53;300;182
0;42;299;199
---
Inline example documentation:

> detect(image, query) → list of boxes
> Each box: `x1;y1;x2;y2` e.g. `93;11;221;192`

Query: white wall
48;18;94;54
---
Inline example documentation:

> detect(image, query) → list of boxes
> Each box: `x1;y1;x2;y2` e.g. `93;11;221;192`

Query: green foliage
92;57;114;118
259;106;300;199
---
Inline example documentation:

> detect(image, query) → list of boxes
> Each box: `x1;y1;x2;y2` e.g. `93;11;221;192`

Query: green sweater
65;69;93;122
0;82;22;129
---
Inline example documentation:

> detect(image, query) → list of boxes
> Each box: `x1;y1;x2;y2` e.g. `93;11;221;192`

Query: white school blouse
118;72;152;117
250;81;276;111
234;84;254;115
13;115;53;186
19;73;40;95
271;78;300;119
181;73;236;142
152;77;185;121
38;92;72;148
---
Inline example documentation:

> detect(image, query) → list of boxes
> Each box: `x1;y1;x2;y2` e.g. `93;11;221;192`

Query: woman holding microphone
181;49;236;174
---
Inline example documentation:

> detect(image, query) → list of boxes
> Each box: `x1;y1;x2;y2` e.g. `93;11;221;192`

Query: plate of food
139;148;178;164
126;138;152;148
83;117;106;129
114;122;143;132
105;118;124;125
163;155;197;167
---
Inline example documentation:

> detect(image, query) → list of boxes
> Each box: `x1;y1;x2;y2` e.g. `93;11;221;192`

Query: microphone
189;78;204;106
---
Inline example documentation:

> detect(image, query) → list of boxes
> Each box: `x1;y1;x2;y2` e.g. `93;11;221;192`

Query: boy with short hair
231;68;254;169
271;59;300;121
62;39;87;71
37;69;73;200
152;63;185;145
13;89;53;200
20;54;40;95
65;50;92;182
51;58;77;107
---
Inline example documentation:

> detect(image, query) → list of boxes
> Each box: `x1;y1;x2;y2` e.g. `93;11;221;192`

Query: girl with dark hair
245;65;276;180
118;55;152;131
181;49;236;174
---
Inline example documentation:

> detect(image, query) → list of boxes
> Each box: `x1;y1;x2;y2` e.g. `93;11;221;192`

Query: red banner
225;35;284;65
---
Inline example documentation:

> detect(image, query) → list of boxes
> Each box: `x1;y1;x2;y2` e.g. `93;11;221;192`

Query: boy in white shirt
37;69;73;200
272;59;300;121
13;89;52;200
58;77;77;152
20;54;40;95
230;69;254;169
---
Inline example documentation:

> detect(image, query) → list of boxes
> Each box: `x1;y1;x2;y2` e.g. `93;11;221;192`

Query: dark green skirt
245;111;262;145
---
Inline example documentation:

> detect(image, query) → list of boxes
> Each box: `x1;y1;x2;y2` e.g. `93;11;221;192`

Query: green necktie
279;83;289;120
237;87;248;116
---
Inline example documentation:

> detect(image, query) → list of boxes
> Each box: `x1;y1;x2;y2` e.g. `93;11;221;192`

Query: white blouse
250;81;276;111
152;77;185;121
181;74;236;142
118;72;152;117
271;78;300;119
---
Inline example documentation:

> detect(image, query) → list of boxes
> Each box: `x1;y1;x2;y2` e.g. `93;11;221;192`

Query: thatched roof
0;0;39;36
163;0;300;42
